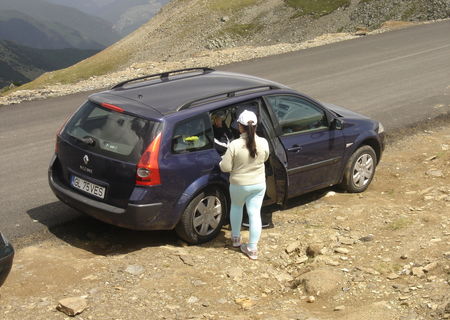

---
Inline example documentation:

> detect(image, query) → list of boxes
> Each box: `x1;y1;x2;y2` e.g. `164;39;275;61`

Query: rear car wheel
341;145;377;193
175;188;227;244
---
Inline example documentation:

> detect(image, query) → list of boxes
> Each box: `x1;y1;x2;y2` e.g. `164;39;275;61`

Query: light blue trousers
229;183;266;251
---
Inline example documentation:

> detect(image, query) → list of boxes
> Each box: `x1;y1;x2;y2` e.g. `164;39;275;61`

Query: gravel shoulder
0;122;448;320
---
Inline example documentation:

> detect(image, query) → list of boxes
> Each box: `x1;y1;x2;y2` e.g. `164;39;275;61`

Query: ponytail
245;121;257;158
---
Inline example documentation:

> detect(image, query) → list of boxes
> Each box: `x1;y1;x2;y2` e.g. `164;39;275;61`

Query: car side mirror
332;118;343;130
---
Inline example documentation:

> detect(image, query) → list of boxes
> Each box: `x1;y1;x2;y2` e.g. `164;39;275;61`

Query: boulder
292;268;344;296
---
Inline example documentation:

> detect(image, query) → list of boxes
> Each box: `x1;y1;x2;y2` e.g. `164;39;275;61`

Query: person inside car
212;110;232;152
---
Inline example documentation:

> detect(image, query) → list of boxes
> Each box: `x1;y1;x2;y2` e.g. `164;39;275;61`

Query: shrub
208;0;258;11
286;0;351;18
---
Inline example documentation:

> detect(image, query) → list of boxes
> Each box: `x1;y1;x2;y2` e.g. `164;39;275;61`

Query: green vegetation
222;23;263;37
208;0;258;11
374;261;402;275
16;49;128;91
401;3;421;20
286;0;351;18
385;217;410;231
0;40;99;89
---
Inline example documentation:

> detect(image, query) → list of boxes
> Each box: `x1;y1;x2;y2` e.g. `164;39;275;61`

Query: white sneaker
240;244;258;260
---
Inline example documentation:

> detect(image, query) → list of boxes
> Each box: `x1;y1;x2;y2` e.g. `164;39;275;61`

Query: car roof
89;69;288;117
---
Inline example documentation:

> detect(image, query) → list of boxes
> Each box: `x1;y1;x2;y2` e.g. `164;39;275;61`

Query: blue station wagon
49;68;385;244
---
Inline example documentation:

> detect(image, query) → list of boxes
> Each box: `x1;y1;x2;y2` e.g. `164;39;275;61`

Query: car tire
341;145;377;193
175;188;227;244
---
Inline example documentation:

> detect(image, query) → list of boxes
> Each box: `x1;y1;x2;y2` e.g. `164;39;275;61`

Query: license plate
71;175;106;199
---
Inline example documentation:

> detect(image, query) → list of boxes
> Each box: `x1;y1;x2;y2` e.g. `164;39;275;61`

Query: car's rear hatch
55;101;160;208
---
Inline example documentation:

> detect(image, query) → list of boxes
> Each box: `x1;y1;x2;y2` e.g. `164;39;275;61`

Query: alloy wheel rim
352;153;374;188
193;195;222;236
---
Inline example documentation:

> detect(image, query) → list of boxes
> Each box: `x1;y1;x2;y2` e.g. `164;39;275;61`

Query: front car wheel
341;145;377;193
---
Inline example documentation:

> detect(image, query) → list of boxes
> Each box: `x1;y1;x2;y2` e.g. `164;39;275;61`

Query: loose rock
125;265;145;276
56;297;87;316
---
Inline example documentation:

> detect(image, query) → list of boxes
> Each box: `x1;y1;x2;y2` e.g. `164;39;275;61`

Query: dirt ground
0;122;449;320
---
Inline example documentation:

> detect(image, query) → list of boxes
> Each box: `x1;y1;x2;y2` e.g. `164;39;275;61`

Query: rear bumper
0;235;14;287
48;168;174;230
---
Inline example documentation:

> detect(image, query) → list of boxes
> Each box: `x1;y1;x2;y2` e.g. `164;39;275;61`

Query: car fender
172;173;229;224
338;129;381;179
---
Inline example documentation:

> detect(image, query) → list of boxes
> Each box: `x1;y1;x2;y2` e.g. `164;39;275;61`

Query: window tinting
62;101;157;162
266;95;328;134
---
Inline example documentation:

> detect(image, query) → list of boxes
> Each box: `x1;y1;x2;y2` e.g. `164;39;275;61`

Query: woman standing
219;110;270;260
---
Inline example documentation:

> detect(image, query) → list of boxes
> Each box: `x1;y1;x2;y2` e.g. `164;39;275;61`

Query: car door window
266;95;328;134
172;114;213;153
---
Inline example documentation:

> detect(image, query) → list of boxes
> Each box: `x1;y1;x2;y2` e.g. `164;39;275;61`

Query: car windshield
62;101;158;162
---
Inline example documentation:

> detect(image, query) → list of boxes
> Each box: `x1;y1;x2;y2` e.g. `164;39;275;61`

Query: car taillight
55;116;70;153
136;132;162;186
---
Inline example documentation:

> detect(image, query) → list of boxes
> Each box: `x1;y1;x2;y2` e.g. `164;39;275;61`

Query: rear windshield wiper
80;136;96;146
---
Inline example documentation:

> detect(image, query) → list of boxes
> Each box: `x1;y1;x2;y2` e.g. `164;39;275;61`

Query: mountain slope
0;0;119;49
19;0;450;90
45;0;171;36
99;0;171;36
0;10;102;50
0;40;99;88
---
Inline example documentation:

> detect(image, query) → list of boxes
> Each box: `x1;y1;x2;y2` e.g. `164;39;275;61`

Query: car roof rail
177;85;280;111
111;67;215;89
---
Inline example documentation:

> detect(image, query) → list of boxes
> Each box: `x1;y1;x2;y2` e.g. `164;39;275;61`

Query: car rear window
62;101;159;162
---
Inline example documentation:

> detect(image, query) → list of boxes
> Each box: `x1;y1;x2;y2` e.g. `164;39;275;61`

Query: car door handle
287;145;303;152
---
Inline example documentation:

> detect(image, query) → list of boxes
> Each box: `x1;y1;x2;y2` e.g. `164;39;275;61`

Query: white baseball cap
237;110;257;126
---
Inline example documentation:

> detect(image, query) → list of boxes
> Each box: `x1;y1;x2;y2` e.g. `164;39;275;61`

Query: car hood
324;103;370;120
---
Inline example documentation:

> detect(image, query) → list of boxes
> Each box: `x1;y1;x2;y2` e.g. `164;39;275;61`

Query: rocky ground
0;120;448;319
0;3;449;317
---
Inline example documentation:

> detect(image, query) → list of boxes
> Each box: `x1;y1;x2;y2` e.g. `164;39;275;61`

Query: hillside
94;0;171;36
45;0;171;36
4;0;450;97
0;0;119;49
0;40;99;88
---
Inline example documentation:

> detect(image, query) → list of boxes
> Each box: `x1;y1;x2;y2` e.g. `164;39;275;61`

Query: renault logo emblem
83;155;89;165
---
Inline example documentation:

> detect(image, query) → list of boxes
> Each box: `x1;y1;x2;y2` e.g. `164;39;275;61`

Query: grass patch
208;0;258;11
10;49;129;91
401;3;420;21
385;217;410;231
374;261;402;275
222;23;263;37
286;0;350;18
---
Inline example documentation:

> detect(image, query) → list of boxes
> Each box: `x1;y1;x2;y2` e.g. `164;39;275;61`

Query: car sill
287;157;341;175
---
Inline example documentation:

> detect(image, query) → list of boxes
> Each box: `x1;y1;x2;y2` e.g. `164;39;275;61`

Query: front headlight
377;122;385;134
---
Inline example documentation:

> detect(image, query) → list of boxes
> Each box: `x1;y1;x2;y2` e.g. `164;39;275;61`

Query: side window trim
262;96;283;137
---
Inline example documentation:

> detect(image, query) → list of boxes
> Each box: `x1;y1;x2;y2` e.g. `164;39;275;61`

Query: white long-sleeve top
219;133;270;186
